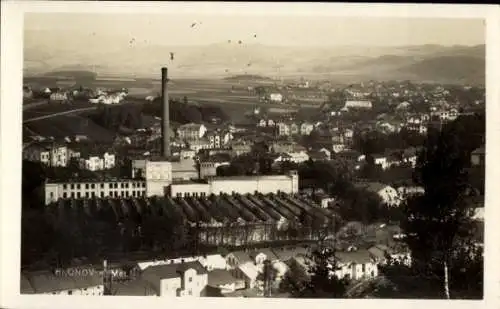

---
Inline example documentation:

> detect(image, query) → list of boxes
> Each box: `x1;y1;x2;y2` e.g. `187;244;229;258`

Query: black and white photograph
1;1;499;307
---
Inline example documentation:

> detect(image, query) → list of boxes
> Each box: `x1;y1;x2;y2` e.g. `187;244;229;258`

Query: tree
299;246;349;298
401;121;477;299
280;258;310;296
257;259;278;297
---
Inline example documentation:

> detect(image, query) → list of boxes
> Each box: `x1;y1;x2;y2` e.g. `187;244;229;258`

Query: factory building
44;179;146;205
45;191;337;246
169;171;299;198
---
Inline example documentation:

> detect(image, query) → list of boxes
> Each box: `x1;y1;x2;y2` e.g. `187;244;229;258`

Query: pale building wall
44;180;147;205
171;183;211;197
43;285;104;296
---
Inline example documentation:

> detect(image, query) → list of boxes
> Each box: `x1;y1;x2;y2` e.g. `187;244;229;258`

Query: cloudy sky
25;13;485;47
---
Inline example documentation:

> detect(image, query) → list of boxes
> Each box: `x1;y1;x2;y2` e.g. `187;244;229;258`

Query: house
277;122;291;136
368;244;412;267
207;269;245;294
274;150;309;164
188;138;211;152
402;147;419;167
269;93;283;103
232;262;259;289
112;278;158;296
226;251;253;269
177;123;207;142
344;100;372;109
21;271;104;295
334;250;378;281
206;129;233;149
471;146;485;167
397;186;425;199
23;86;33;99
308;150;328;162
300;122;314;135
49;92;69;102
372;154;390;170
180;149;197;160
197;254;228;271
79;152;116;171
272;246;309;263
142;261;208;297
355;182;400;207
23;142;71;167
271;141;303;154
258;118;276;127
289;123;300;135
231;141;253;157
249;249;279;266
337;149;364;162
318;148;331;159
332;144;346;153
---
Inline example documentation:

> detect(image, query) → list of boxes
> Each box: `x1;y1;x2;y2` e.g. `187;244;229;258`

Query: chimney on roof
161;67;171;158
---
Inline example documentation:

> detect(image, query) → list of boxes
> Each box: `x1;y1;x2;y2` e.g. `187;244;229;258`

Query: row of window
62;182;146;190
59;190;146;199
175;192;207;198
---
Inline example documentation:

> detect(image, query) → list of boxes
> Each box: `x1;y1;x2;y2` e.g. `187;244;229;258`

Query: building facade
44;179;147;205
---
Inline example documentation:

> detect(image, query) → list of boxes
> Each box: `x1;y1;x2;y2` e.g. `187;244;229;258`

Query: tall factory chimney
161;67;171;158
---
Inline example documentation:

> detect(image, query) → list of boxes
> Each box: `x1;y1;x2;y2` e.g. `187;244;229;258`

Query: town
21;68;485;298
18;11;485;301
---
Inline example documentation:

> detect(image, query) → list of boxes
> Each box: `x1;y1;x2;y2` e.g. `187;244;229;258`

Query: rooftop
22;270;102;294
354;182;391;193
142;261;207;280
336;250;373;265
112;278;157;296
207;269;241;287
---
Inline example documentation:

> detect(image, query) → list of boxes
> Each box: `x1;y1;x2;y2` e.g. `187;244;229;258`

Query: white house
344;100;373;109
332;144;346;153
142;261;208;297
207;269;245;294
277;122;291;136
300;122;314;135
178;123;208;141
269;93;283;103
355;182;401;207
368;244;412;267
334;250;378;281
79;152;116;171
286;151;310;164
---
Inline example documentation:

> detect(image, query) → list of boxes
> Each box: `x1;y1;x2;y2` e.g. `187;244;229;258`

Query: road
23;106;98;123
23;100;49;111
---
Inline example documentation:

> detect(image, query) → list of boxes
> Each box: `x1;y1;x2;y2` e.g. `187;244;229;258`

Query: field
23;75;322;138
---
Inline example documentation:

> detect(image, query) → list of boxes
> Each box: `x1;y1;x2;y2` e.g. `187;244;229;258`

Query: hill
224;74;273;81
392;56;485;84
43;70;97;80
23;30;485;84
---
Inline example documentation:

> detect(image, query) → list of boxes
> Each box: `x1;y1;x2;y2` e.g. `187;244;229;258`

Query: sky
25;13;485;47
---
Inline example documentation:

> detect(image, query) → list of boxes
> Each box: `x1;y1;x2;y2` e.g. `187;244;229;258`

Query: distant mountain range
24;29;485;85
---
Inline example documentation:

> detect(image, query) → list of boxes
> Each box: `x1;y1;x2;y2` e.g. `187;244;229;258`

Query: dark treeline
88;97;230;132
141;97;229;125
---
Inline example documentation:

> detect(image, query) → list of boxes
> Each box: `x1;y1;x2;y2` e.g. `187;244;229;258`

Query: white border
1;2;499;309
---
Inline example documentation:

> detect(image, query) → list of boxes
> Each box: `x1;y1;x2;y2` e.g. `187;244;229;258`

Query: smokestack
161;67;171;158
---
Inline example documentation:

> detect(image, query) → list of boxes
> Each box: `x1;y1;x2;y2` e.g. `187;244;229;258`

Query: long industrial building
45;192;337;246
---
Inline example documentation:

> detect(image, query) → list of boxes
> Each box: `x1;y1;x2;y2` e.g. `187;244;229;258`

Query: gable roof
207;269;241;287
336;250;373;264
142;261;207;280
238;262;259;280
227;251;252;264
249;248;278;261
271;246;309;262
23;270;102;294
